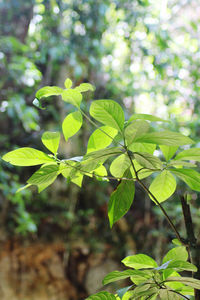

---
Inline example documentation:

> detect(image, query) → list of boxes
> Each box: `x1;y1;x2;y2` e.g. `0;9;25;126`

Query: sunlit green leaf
160;145;178;161
36;86;63;99
149;170;176;203
41;131;60;154
162;246;188;264
64;78;72;89
129;143;156;155
103;270;147;285
62;111;82;141
168;160;197;168
108;170;135;227
165;277;200;289
87;126;118;154
129;113;169;123
16;184;32;193
134;152;163;169
170;168;200;191
168;260;197;272
86;291;116;299
174;148;200;162
62;89;82;107
75;83;95;92
122;254;158;269
124;120;149;146
134;131;194;146
110;154;131;178
2;148;55;166
90;100;125;132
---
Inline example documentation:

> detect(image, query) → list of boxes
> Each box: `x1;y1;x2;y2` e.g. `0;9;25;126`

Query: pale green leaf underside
134;131;194;146
125;120;149;146
168;260;197;272
122;254;158;269
168;160;196;168
108;170;135;227
162;246;188;264
2;147;54;166
36;86;63;99
174;148;200;162
61;89;82;107
87;126;118;154
41;131;60;154
134;152;163;169
170;168;200;191
27;164;59;185
160;145;178;161
149;170;176;203
90;100;125;132
62;111;83;141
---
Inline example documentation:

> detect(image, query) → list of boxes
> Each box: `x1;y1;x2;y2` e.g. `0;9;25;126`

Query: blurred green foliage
0;0;200;260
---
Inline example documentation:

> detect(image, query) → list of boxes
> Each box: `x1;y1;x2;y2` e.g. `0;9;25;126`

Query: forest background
0;0;200;299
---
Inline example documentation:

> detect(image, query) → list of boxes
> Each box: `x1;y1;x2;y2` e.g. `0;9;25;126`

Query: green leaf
160;145;178;161
117;286;133;299
84;147;123;164
134;131;194;146
134;152;163;169
124;120;149;146
62;111;83;141
149;170;176;203
110;154;131;178
36;86;63;99
168;160;197;168
162;247;188;264
60;162;83;187
159;289;181;299
2;148;55;166
129;113;169;123
165;277;200;289
16;184;32;193
90;100;125;132
132;284;158;299
131;159;153;180
32;98;46;110
27;164;59;185
170;168;200;191
86;291;116;300
103;270;148;285
87;126;118;154
122;254;158;269
129;143;156;155
174;148;200;162
64;78;72;89
41;131;60;154
108;170;135;227
167;260;197;272
62;89;82;108
75;82;95;92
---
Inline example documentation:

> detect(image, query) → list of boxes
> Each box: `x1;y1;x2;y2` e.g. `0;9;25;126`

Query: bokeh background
0;0;200;299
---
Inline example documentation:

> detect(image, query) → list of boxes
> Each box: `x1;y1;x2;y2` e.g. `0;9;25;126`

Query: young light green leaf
36;86;63;100
131;159;153;180
2;148;55;166
84;147;123;164
64;78;72;89
168;260;197;272
41;131;60;154
122;254;158;269
103;270;148;285
162;246;188;264
61;89;82;107
129;143;156;155
62;111;83;141
90;100;125;132
170;168;200;191
129;113;169;123
174;148;200;162
165;277;200;289
87;126;118;154
124;120;149;146
86;291;116;300
75;83;95;92
134;152;163;169
160;145;178;161
134;131;194;146
27;164;59;185
110;154;131;178
149;170;176;203
108;170;135;227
